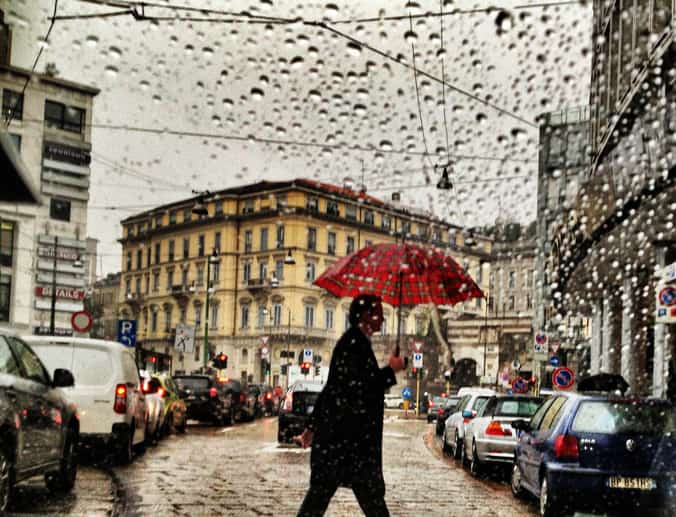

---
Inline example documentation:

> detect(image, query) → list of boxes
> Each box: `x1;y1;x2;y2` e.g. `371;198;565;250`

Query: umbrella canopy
314;242;484;307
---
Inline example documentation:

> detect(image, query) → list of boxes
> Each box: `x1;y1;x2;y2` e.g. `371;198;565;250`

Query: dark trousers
297;480;390;517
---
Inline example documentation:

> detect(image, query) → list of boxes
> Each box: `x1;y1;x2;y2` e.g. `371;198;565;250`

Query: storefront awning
0;129;41;204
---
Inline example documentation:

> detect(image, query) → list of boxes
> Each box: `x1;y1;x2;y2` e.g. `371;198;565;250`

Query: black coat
308;326;397;488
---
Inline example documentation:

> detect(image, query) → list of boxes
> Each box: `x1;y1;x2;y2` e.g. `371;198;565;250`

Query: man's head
349;294;384;336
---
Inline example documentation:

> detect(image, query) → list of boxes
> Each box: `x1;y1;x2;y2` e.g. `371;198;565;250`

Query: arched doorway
452;358;478;388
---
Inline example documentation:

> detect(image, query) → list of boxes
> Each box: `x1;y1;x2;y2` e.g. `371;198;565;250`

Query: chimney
0;10;11;66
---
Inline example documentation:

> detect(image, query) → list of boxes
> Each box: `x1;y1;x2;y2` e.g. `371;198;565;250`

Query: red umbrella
314;242;484;355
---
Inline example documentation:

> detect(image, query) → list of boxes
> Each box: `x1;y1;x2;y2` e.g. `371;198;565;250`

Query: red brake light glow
265;392;272;400
553;434;579;460
209;387;218;398
158;388;166;398
485;420;512;437
114;384;127;414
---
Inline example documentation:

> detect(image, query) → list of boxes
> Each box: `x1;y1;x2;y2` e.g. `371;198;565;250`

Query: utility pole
49;236;58;335
286;309;291;390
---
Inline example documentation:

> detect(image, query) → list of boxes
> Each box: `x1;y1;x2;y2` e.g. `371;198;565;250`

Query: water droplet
308;90;322;102
104;65;118;78
495;10;514;35
108;46;122;59
85;35;98;48
404;30;418;44
290;56;304;69
251;88;264;100
380;140;393;151
346;42;362;57
202;47;214;58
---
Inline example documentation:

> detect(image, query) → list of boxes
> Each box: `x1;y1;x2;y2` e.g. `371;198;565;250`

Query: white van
23;336;147;463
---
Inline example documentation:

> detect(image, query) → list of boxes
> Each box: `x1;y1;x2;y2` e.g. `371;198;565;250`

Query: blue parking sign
117;319;137;347
402;387;412;400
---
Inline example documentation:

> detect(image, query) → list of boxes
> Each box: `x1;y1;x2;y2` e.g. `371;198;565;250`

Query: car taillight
141;379;150;394
429;401;434;408
438;407;444;415
114;384;127;414
463;417;471;424
553;434;579;460
240;392;246;403
158;388;166;398
265;392;272;400
282;393;292;412
485;420;512;437
209;387;218;398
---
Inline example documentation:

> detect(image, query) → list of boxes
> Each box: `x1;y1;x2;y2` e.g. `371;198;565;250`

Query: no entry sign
71;310;93;333
552;366;575;390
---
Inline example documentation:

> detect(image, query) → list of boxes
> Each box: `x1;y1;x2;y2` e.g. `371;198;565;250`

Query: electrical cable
438;0;451;161
408;13;433;170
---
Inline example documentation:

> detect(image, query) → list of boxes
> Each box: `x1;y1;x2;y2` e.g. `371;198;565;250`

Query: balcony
124;292;144;311
245;277;278;293
170;284;191;305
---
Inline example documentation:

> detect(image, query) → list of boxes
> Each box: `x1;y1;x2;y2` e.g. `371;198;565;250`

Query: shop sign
33;327;73;337
43;141;91;166
35;286;85;300
37;246;80;261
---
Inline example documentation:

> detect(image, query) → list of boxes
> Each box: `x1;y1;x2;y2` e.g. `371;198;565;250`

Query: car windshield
571;401;676;435
174;377;209;392
494;398;543;417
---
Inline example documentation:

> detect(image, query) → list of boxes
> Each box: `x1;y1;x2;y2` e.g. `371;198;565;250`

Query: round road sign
658;287;676;307
549;356;561;367
511;377;529;394
552;366;575;390
402;387;412;400
71;310;93;333
535;332;548;345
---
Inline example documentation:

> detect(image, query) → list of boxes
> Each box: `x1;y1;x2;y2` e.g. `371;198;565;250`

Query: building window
168;240;175;261
304;305;314;327
180;238;188;259
181;268;188;288
508;271;516;288
306;196;318;212
155;214;163;228
167;270;174;290
305;262;316;282
345;205;357;220
0;222;13;268
327;232;336;255
195;305;202;327
44;100;85;133
415;316;424;335
154;243;161;264
49;198;71;222
526;294;533;310
273;304;282;327
183;207;191;223
164;306;172;332
243;199;254;214
417;224;428;238
256;306;266;328
398;317;406;335
364;210;374;225
169;211;177;225
214;232;221;253
243;262;251;283
402;221;411;235
136;250;142;270
276;225;285;248
151;310;158;332
275;193;287;209
346;236;355;255
212;262;220;283
307;227;317;251
325;309;334;330
259;261;267;280
197;264;204;286
8;133;21;152
153;271;159;291
215;202;223;216
275;259;284;281
198;235;205;257
326;200;339;216
260;228;268;251
2;89;23;120
382;215;392;231
210;304;219;329
240;304;250;328
244;230;252;253
146;248;151;268
126;252;132;271
125;279;131;295
179;307;187;324
508;296;516;311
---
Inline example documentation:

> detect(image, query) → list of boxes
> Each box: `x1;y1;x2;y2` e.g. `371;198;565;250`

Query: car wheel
510;463;526;499
117;424;134;465
176;414;187;434
539;474;562;517
46;426;77;493
442;431;451;455
469;442;482;477
453;435;463;460
0;445;14;512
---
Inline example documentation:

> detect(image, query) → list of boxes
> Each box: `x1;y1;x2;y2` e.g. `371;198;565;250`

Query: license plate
607;476;656;490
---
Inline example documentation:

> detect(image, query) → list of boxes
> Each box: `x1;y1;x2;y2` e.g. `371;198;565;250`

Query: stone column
590;300;602;375
621;277;637;393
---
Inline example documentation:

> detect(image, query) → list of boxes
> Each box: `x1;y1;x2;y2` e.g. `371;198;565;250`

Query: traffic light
212;352;228;369
300;362;310;375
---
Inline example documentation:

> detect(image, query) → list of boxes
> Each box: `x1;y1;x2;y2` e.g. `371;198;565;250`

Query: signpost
533;331;549;360
411;353;423;416
174;324;195;353
116;319;137;347
656;263;676;323
552;366;575;390
71;310;93;333
303;348;313;364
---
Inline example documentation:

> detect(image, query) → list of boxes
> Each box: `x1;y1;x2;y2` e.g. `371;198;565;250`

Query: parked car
152;373;187;434
237;383;259;421
0;331;78;511
254;384;281;416
427;395;449;423
442;389;495;459
173;374;233;425
140;373;165;443
24;336;147;464
510;393;676;516
462;395;543;476
217;377;243;422
278;380;323;443
435;396;462;436
384;393;404;409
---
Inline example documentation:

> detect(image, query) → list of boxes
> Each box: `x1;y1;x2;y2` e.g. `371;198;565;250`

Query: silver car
462;395;543;476
442;389;495;460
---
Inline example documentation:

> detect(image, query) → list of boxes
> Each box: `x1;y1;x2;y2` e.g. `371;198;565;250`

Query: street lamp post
203;248;219;369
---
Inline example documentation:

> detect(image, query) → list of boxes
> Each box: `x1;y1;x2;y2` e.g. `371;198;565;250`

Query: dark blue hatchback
510;392;675;516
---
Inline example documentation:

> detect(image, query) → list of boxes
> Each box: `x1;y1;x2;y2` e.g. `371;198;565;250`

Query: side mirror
461;409;474;419
511;419;531;432
53;368;75;388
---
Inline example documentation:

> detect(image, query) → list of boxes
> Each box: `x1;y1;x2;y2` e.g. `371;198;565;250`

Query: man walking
295;294;405;517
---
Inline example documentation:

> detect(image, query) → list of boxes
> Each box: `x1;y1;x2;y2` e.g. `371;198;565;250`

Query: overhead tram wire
68;2;536;129
92;152;187;190
408;13;434;170
5;0;59;127
438;0;451;161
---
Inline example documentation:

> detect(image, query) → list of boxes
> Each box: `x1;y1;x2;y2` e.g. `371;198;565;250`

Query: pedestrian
294;294;405;517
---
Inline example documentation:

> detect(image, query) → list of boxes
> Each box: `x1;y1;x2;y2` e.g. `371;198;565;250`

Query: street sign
260;336;270;346
552;366;575;390
260;346;269;357
549;356;561;367
174;324;195;353
303;348;313;364
411;340;423;353
511;359;521;371
512;377;529;394
412;352;423;368
402;386;412;399
658;286;676;306
656;283;676;323
71;310;93;333
533;330;549;361
116;319;137;347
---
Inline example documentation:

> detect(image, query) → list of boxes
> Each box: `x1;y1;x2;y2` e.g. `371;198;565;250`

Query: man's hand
389;354;405;372
293;428;314;448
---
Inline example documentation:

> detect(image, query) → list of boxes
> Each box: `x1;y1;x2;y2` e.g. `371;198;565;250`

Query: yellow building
118;179;491;387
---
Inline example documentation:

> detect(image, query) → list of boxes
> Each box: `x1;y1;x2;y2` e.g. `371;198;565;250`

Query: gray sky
4;0;591;276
